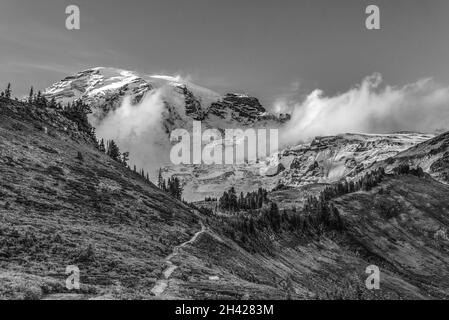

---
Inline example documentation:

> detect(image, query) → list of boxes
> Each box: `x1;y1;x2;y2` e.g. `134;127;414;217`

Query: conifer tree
157;168;164;189
121;152;129;166
106;140;120;161
36;91;42;105
4;83;11;99
49;97;57;108
28;86;34;103
99;139;106;152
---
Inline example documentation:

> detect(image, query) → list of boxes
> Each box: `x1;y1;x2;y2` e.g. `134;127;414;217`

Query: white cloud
96;88;169;176
280;73;449;146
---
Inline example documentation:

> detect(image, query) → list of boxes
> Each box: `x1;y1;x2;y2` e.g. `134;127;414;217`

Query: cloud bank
280;73;449;146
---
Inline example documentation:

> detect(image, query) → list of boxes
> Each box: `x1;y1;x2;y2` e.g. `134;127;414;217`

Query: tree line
205;164;427;252
292;164;425;234
218;187;269;212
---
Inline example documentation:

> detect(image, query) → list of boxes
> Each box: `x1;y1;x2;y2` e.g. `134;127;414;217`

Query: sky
1;0;449;108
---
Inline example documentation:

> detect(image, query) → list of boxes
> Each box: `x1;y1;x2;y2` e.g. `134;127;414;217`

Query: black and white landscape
1;0;449;300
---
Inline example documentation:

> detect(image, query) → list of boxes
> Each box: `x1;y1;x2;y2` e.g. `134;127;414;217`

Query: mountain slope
388;132;449;183
164;132;434;201
333;174;449;298
156;174;449;299
276;132;434;185
0;98;201;299
358;131;449;185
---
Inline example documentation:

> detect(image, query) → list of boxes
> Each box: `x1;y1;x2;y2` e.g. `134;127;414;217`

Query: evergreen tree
106;140;121;161
98;139;106;152
269;202;281;230
219;191;230;211
121;152;129;166
239;192;245;210
36;91;42;106
49;97;57;108
62;100;92;134
4;83;11;99
228;187;238;211
27;86;35;103
157;168;164;189
164;176;183;199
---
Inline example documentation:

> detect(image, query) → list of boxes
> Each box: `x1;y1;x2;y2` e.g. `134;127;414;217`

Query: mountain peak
43;67;288;130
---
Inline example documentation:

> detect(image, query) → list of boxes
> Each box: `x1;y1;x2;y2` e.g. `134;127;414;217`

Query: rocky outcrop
180;85;206;121
209;93;271;124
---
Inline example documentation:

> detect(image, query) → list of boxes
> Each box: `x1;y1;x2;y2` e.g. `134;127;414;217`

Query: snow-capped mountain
44;67;437;201
163;132;434;201
44;67;288;133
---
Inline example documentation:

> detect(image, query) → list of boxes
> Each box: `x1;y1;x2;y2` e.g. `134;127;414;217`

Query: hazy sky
1;0;449;107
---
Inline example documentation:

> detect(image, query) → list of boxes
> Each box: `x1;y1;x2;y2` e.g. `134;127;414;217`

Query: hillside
1;97;448;300
353;130;449;188
0;98;201;299
387;132;449;183
333;175;449;298
176;174;449;299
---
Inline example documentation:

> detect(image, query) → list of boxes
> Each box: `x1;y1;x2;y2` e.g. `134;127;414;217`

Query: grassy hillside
179;174;449;299
333;175;449;298
0;98;200;299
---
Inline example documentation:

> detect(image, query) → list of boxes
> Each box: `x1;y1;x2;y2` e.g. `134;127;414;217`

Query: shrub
78;243;95;263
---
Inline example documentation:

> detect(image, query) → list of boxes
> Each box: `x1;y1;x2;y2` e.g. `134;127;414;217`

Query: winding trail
150;221;207;297
43;217;207;300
